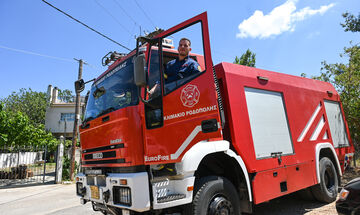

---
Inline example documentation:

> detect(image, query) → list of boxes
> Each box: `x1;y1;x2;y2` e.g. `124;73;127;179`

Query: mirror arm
135;36;157;56
84;78;96;84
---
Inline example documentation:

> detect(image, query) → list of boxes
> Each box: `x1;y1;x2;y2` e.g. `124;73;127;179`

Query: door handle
201;119;218;133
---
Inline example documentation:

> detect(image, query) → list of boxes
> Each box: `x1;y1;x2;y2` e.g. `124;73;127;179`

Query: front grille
83;166;146;174
113;186;132;206
83;158;125;165
97;176;106;187
83;144;124;153
157;194;186;203
84;151;116;160
86;175;106;186
87;176;95;185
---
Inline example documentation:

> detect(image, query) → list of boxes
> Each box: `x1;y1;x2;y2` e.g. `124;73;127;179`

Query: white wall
45;106;76;134
0;152;44;168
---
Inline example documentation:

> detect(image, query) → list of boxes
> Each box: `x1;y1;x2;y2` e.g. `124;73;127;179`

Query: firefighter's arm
148;82;160;96
193;61;202;73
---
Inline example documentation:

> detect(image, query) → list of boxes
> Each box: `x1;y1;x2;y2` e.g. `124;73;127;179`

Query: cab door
142;12;222;164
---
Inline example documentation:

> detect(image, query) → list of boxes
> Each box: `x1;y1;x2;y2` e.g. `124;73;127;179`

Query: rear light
339;188;349;200
113;186;132;206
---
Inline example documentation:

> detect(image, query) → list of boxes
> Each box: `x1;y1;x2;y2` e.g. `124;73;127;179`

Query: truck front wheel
192;176;241;215
311;157;338;203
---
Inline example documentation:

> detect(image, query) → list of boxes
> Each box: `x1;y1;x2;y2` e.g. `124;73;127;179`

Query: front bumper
76;172;150;212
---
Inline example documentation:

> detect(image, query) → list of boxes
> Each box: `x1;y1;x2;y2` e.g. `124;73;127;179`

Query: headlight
76;182;86;197
113;186;132;206
339;188;349;200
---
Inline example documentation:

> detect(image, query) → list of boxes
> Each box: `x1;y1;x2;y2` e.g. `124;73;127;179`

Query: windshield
84;57;138;122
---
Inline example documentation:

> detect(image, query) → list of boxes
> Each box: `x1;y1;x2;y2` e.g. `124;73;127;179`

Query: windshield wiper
98;107;115;117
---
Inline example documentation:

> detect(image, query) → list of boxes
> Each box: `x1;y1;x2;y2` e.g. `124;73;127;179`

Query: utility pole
70;58;84;180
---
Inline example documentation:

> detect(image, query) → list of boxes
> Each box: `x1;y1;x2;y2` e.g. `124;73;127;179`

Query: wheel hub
208;196;233;215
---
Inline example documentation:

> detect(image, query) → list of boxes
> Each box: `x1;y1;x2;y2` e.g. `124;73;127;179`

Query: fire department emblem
180;84;200;107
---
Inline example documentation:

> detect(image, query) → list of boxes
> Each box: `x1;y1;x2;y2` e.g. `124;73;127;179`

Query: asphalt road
0;184;97;215
0;183;338;215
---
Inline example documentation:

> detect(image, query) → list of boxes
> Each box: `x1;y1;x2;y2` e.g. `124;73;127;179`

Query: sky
0;0;359;99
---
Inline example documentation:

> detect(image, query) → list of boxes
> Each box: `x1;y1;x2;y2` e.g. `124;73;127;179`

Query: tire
192;176;241;215
311;157;338;203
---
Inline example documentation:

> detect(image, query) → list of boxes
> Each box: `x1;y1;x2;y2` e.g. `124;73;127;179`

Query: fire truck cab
75;12;354;215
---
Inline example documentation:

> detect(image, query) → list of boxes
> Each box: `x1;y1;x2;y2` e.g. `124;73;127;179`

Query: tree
314;12;360;163
0;88;48;126
341;12;360;32
320;45;360;84
58;89;74;103
318;44;360;153
0;104;57;149
234;49;256;67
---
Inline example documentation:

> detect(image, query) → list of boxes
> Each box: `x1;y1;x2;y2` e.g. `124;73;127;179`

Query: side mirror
134;54;147;87
75;79;85;93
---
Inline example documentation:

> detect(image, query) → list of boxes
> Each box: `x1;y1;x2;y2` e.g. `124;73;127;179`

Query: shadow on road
253;193;333;215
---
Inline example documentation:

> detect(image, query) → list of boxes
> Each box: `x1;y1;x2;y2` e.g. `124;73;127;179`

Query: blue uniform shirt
165;56;200;83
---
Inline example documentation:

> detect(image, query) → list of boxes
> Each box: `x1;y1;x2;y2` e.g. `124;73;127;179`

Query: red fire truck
75;12;355;215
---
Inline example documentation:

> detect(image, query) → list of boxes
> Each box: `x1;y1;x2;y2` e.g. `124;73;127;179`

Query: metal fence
0;145;55;188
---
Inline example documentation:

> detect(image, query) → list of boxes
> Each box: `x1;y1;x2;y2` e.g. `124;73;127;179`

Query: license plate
90;186;100;199
93;152;103;159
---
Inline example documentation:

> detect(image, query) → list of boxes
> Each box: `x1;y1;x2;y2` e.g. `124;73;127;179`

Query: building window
60;113;75;121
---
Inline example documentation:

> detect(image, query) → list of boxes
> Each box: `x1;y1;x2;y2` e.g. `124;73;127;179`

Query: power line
134;0;157;30
42;0;131;51
0;44;99;69
127;25;137;47
0;44;74;62
113;0;139;27
94;0;132;36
